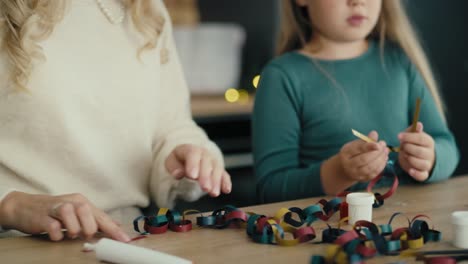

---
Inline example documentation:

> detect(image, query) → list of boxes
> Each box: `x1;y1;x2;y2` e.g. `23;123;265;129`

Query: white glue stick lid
452;211;468;226
346;192;374;205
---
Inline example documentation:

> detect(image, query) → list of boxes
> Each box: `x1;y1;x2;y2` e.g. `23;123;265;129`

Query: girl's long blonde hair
278;0;445;116
0;0;165;90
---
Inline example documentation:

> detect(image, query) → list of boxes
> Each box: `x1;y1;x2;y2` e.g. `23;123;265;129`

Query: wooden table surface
1;175;467;264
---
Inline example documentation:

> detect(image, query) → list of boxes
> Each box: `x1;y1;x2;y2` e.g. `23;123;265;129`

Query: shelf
191;95;253;119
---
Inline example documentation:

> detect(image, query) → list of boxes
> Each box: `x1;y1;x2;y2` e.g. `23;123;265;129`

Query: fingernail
118;232;131;242
223;181;231;193
171;168;183;178
190;168;199;179
398;133;403;140
203;182;211;191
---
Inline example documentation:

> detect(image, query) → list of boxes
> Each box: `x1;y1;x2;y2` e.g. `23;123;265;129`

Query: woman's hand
165;144;232;197
0;192;130;242
339;131;389;182
398;122;435;181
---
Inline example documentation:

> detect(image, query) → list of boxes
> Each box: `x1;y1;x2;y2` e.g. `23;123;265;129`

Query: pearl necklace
95;0;125;24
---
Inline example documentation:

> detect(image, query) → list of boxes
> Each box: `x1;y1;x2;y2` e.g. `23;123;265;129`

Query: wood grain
1;176;467;264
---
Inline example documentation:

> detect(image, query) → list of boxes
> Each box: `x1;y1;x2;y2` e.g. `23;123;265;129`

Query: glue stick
346;192;374;225
452;211;468;249
83;238;192;264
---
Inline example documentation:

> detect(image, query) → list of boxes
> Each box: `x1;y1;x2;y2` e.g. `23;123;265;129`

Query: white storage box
173;23;246;94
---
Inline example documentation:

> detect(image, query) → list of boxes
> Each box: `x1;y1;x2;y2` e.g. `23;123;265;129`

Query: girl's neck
302;36;369;60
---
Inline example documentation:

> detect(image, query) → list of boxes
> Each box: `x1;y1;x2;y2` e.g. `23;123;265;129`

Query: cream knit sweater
0;0;222;220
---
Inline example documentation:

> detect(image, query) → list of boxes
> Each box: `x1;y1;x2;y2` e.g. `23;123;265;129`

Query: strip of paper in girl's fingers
351;129;399;152
351;129;374;143
411;97;422;132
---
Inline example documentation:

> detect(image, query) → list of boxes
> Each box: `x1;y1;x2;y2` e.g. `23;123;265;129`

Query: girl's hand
0;192;130;242
165;144;232;197
339;131;389;182
398;122;435;181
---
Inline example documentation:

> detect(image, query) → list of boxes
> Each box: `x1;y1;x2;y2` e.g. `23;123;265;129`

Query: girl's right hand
339;131;389;182
0;191;130;242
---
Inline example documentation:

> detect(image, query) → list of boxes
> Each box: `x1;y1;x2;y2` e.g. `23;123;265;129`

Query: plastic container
452;211;468;248
173;23;246;94
346;192;374;225
83;238;192;264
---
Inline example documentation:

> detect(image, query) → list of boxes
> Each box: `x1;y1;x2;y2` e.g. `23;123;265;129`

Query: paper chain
132;161;458;263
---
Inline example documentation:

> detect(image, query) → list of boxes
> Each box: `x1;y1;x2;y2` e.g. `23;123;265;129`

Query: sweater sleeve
149;1;224;209
252;65;325;204
0;46;17;226
405;56;460;183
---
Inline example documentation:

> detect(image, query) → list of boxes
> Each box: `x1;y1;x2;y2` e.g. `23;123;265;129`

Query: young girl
253;0;459;203
0;0;231;241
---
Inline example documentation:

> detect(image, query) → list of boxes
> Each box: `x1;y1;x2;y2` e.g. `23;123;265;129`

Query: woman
0;0;231;241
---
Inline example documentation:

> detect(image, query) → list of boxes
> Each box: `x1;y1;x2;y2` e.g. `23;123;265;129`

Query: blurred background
163;0;468;211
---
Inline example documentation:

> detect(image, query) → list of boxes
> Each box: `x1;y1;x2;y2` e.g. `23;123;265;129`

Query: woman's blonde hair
278;0;445;116
0;0;165;90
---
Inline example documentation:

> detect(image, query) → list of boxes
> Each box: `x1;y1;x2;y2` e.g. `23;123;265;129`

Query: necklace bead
95;0;125;24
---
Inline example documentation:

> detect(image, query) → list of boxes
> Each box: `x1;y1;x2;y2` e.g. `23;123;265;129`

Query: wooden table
1;175;467;264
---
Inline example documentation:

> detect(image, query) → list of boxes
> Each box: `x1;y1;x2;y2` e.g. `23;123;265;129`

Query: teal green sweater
252;41;459;203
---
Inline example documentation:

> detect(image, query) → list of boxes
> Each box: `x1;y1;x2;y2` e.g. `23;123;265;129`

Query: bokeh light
252;75;260;88
238;89;249;104
225;88;240;103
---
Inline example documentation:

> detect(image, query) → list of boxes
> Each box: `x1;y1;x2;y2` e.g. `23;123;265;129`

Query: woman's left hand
165;144;232;197
398;122;435;182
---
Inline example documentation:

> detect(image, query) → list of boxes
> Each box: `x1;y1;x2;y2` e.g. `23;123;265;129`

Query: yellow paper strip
351;129;400;152
351;129;375;143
